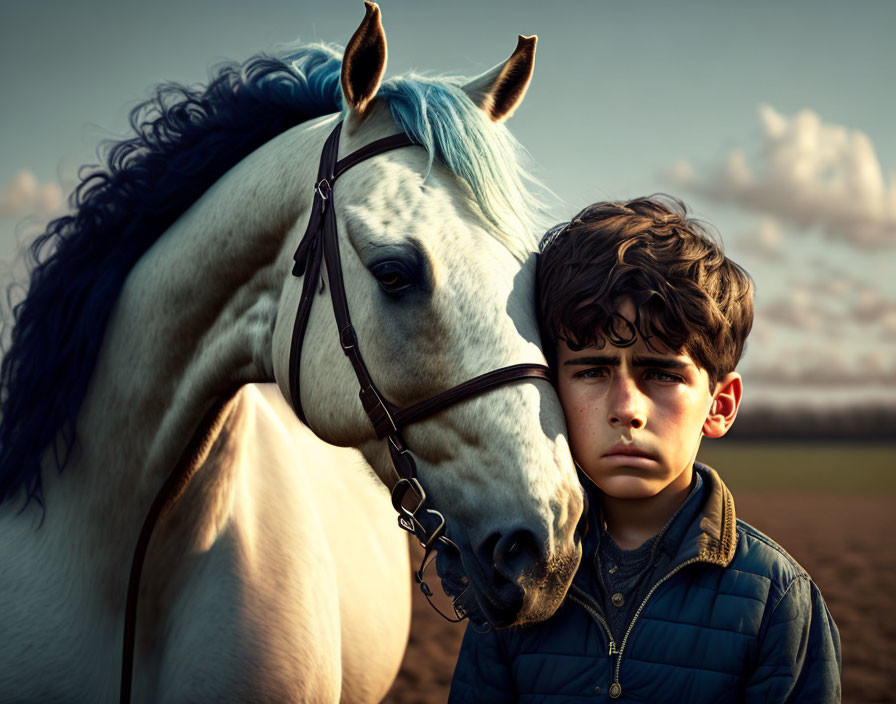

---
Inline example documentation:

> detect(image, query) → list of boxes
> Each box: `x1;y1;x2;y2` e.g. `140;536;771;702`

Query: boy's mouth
602;443;657;460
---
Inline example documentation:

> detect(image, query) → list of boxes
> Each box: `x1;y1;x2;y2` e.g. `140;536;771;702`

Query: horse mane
0;42;543;510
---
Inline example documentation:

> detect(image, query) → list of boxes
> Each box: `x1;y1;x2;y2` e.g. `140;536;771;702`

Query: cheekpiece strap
288;122;416;424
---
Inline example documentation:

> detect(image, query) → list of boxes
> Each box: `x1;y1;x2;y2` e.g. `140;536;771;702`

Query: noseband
288;120;552;621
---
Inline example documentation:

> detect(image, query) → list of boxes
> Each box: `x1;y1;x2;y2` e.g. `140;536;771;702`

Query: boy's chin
592;474;669;500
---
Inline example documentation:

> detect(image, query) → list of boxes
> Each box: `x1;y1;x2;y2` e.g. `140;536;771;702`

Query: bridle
120;118;553;704
288;120;552;621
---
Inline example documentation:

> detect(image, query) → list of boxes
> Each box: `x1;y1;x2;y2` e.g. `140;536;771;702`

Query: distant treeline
729;405;896;441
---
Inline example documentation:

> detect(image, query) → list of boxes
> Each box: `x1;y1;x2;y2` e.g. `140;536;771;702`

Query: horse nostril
491;529;544;582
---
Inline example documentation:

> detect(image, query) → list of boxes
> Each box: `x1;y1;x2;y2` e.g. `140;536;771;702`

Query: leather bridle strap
389;363;551;435
120;120;551;703
121;390;240;704
288;119;553;621
289;120;551;436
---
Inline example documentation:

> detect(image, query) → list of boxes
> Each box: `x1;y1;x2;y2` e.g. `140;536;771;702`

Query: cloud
743;354;896;388
741;332;896;387
664;105;896;249
731;216;785;261
660;159;694;188
881;311;896;341
0;170;63;219
760;283;827;331
756;271;896;344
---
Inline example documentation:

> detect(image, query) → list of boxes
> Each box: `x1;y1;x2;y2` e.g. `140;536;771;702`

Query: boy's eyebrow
563;356;620;367
562;355;690;370
632;355;691;370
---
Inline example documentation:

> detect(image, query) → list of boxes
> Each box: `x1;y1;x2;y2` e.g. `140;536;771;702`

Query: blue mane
0;42;542;510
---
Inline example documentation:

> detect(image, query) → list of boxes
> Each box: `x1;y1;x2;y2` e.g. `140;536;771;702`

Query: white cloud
661;159;694;187
760;284;825;331
756;270;896;344
744;363;896;388
881;311;896;341
0;170;63;219
742;342;896;388
664;105;896;249
732;216;785;261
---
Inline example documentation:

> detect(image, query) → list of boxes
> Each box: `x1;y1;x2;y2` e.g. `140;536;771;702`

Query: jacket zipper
611;557;703;687
569;584;618;655
570;558;703;695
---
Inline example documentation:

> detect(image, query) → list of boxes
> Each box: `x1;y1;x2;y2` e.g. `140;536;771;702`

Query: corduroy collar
688;462;738;567
579;462;738;572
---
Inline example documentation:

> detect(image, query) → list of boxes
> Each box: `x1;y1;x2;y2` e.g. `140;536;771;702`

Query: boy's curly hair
536;196;754;386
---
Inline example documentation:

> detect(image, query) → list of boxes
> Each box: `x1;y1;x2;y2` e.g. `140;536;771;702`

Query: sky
1;0;894;411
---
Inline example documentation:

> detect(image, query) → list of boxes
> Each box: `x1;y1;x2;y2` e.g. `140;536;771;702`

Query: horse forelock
377;73;546;258
0;38;545;510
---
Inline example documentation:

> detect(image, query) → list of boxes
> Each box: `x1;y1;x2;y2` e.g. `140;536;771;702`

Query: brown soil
383;491;896;704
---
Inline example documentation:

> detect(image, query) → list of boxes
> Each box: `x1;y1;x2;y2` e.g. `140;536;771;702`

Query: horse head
272;3;583;627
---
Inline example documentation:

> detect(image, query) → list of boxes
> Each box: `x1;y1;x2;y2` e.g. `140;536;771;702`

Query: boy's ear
703;372;743;439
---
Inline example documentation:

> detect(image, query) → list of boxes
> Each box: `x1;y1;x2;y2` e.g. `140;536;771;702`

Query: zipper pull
608;642;618;656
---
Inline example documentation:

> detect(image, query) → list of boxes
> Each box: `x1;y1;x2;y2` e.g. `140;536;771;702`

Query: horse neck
53;122;327;562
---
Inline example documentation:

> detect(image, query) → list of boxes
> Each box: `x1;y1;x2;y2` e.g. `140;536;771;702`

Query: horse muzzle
437;525;583;628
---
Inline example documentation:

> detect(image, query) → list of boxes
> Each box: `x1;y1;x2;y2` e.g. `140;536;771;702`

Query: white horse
0;4;583;702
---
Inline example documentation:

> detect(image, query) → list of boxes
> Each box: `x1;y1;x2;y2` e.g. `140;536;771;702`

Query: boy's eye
574;367;608;380
646;369;684;383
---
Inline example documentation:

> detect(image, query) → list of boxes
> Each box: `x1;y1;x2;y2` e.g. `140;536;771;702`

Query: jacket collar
676;462;738;568
579;462;738;573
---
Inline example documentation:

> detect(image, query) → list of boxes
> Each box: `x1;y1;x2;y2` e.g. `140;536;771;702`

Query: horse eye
370;260;414;295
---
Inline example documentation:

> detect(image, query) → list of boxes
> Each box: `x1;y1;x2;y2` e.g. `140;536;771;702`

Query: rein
288;120;552;621
121;390;240;704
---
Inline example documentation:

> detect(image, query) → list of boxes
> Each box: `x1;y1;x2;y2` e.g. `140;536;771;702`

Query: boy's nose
607;377;646;429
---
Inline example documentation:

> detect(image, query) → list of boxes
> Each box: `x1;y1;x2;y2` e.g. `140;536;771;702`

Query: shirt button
594;685;602;694
609;682;623;698
612;592;625;607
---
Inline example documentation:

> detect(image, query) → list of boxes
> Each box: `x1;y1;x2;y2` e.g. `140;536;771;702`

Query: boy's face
554;300;731;501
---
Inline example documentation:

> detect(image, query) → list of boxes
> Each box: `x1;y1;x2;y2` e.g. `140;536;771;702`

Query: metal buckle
315;178;331;201
415;508;447;550
391;477;426;527
339;324;357;352
390;478;449;549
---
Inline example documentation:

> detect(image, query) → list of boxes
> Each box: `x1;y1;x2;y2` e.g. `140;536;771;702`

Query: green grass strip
697;441;896;493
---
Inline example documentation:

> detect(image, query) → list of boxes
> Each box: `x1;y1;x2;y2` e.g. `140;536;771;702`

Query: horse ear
341;1;387;119
462;35;537;123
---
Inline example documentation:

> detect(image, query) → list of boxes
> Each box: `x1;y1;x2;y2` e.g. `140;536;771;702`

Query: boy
448;197;841;703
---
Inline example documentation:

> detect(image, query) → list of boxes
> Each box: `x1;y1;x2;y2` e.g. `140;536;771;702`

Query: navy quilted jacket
448;465;841;703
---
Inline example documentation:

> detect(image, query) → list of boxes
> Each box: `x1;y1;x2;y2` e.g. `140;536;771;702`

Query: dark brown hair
536;196;754;385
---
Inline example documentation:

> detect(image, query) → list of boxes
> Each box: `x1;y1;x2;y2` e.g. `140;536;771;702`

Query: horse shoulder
253;384;411;704
144;384;408;703
141;385;341;702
